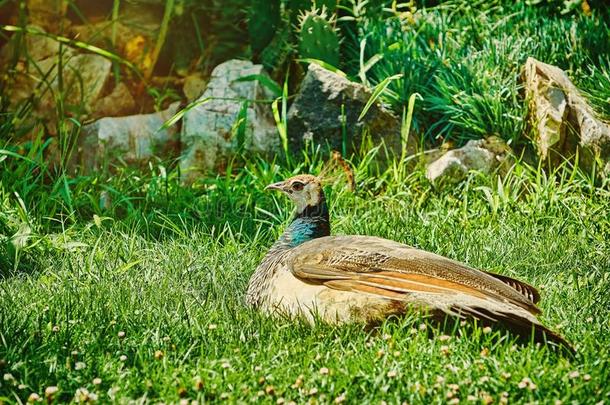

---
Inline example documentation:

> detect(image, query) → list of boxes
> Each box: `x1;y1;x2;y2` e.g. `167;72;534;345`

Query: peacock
246;174;572;351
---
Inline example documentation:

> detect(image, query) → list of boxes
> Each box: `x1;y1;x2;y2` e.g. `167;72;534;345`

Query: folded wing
287;235;571;350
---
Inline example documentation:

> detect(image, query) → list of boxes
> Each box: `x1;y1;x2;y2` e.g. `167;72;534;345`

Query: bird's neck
277;196;330;249
245;195;330;308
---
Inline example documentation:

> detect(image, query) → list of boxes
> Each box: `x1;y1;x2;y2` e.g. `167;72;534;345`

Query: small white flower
74;387;89;401
75;362;86;370
45;386;59;397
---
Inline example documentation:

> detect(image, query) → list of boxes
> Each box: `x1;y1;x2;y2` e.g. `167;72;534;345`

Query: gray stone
3;40;111;122
76;102;180;170
287;63;415;155
68;1;163;69
524;57;610;173
426;136;512;184
180;59;279;182
91;82;137;119
183;73;207;101
0;26;63;62
26;0;68;32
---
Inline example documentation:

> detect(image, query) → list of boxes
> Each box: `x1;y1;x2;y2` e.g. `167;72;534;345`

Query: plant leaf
358;74;402;121
235;74;282;98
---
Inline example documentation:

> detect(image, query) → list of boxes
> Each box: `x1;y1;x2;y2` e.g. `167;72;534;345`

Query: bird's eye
291;181;304;191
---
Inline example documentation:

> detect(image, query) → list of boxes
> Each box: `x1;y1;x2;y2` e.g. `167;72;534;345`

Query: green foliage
1;4;610;400
258;9;295;73
248;0;281;55
298;7;341;68
577;57;610;118
1;150;609;401
346;0;610;144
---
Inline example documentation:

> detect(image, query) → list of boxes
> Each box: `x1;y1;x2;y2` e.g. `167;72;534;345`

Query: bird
246;174;572;351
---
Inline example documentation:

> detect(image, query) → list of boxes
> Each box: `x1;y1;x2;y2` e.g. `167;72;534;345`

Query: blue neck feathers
278;196;330;248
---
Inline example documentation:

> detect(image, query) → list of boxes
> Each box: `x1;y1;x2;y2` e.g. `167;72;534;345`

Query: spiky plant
297;7;340;68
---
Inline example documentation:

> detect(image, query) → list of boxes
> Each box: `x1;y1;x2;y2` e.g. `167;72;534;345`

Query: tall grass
339;1;610;145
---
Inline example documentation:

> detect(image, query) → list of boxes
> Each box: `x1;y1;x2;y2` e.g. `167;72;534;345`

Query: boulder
426;136;513;184
524;57;610;175
90;82;137;119
287;63;415;155
180;59;279;182
2;28;112;123
69;1;163;69
182;73;207;101
76;102;180;170
26;0;68;32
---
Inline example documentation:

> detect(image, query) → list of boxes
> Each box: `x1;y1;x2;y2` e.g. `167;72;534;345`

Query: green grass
341;1;610;144
1;158;609;403
2;0;610;403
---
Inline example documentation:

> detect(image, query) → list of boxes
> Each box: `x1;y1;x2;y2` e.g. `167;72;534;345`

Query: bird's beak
265;181;287;192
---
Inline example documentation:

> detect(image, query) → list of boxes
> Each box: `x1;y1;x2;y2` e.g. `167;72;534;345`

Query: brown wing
288;235;541;315
287;235;573;350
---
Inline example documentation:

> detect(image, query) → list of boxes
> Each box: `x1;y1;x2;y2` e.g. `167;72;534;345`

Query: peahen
246;174;572;351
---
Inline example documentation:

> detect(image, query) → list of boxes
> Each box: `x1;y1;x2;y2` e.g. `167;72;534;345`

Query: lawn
1;161;609;403
1;0;610;403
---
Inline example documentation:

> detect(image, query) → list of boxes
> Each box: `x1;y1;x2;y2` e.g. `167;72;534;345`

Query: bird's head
265;174;325;215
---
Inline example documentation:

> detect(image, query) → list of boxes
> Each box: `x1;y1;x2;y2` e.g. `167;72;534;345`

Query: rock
182;73;207;101
32;53;111;119
26;0;68;32
426;136;513;184
524;57;610;174
69;2;163;69
91;82;137;119
2;27;111;123
0;25;65;67
76;102;181;170
287;63;415;155
180;59;279;182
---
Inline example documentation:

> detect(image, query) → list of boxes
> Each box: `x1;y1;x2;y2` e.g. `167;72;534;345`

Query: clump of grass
1;1;610;402
1;155;609;402
344;1;610;144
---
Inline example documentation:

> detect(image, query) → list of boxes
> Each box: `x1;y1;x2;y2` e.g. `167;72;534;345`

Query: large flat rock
524;57;610;176
180;59;279;183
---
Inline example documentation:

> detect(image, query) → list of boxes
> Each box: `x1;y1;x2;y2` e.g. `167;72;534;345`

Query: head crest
315;151;355;191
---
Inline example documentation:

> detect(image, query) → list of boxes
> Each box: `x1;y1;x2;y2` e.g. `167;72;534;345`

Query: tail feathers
451;305;574;354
